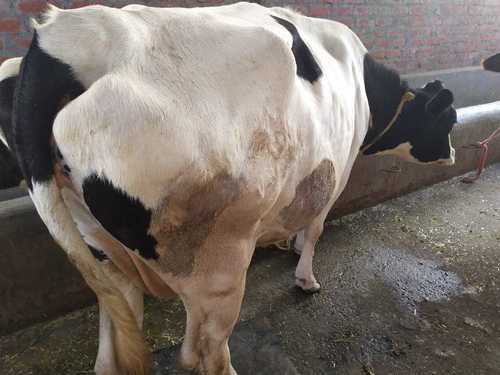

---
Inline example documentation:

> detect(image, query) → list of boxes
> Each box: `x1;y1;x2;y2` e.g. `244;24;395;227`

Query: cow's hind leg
95;305;119;375
179;274;245;375
177;242;251;375
93;268;149;375
295;214;327;293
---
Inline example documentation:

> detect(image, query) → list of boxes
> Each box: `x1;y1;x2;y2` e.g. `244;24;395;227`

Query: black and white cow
0;3;457;375
483;52;500;72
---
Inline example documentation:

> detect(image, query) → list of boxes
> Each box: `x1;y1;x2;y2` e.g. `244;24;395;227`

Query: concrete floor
1;164;499;375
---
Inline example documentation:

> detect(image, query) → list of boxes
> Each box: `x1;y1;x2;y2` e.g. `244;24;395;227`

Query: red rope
462;126;500;183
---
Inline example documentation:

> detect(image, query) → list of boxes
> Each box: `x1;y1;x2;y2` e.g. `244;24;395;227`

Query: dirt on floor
1;164;499;375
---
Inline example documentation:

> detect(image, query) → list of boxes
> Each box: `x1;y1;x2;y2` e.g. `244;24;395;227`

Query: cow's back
45;3;300;208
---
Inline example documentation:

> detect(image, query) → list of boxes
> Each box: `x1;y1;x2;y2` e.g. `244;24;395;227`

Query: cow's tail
13;25;150;375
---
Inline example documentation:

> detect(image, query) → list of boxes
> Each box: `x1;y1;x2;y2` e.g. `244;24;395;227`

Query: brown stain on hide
152;173;244;277
280;159;336;232
249;128;294;162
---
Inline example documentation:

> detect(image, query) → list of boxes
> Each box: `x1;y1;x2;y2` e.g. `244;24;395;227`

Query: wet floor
1;164;500;375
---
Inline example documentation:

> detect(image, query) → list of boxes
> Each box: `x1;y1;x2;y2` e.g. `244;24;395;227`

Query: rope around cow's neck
462;126;500;183
361;91;416;153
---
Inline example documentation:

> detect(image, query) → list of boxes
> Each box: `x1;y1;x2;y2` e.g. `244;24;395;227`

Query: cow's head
483;53;500;73
362;55;456;165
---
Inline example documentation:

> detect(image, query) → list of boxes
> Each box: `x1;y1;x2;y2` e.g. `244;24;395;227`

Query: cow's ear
483;53;500;72
423;80;444;91
426;89;454;117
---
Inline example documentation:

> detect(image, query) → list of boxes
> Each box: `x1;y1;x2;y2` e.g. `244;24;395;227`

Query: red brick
0;19;20;33
332;7;352;16
384;49;401;58
69;0;105;8
409;5;425;16
18;0;48;13
374;39;390;48
309;7;329;17
390;38;405;48
15;37;32;49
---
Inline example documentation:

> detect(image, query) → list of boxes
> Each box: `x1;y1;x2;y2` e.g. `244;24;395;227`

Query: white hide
377;138;455;165
0;124;6;149
0;57;22;148
36;3;370;213
0;57;21;81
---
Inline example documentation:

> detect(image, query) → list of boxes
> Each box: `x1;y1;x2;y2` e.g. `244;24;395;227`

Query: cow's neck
361;54;410;153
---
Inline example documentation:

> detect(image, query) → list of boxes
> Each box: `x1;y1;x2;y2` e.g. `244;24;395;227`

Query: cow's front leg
294;230;305;255
295;216;325;293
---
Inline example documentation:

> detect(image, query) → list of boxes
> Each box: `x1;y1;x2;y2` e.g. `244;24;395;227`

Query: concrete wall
0;0;499;73
1;102;500;335
0;196;95;335
404;67;500;109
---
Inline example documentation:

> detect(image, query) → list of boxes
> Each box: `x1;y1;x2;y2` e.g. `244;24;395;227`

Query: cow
483;53;500;72
0;3;457;375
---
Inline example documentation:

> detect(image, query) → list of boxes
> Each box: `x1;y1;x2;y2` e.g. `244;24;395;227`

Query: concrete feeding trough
0;95;499;334
0;195;96;335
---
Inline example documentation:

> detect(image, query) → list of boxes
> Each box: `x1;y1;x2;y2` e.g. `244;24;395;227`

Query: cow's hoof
295;278;321;293
178;345;199;372
229;364;238;375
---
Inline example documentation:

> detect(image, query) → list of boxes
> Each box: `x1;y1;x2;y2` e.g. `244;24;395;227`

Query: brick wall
1;0;500;73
